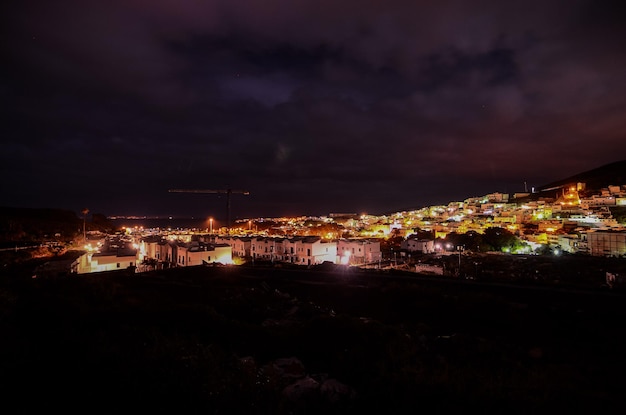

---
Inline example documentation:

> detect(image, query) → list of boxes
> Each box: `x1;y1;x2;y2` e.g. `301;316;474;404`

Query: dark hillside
537;160;626;192
0;207;115;245
2;265;626;414
0;206;81;244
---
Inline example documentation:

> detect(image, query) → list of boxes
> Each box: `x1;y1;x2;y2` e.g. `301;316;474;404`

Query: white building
582;195;616;207
175;242;233;266
140;238;177;267
401;238;435;254
251;237;281;261
215;236;252;257
556;234;582;254
72;250;138;274
280;236;337;265
337;239;382;264
299;237;337;265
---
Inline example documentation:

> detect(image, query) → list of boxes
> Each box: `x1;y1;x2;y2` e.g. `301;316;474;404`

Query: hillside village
71;180;626;275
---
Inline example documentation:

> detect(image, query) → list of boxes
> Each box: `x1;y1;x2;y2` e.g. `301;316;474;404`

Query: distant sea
108;217;214;230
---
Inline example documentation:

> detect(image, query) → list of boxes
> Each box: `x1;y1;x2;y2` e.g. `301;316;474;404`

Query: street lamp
209;218;213;234
457;245;464;276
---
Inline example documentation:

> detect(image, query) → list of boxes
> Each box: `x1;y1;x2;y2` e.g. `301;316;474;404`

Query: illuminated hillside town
72;181;626;275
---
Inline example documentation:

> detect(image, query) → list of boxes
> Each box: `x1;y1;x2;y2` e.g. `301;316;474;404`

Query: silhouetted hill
537;160;626;192
0;207;118;245
0;207;81;244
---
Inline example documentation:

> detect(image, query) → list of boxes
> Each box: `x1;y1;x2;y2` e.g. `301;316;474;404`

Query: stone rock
272;357;306;379
282;376;320;402
528;347;543;359
320;378;356;403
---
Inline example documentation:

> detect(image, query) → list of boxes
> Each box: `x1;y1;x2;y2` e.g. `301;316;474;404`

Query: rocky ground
1;256;626;414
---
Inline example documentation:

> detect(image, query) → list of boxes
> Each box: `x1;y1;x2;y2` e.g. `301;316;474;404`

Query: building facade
587;231;626;257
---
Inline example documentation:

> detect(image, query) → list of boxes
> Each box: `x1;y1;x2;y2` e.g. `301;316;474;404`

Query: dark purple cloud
2;0;625;219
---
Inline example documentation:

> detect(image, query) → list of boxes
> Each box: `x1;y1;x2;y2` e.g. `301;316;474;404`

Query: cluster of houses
386;183;626;257
214;235;382;265
398;229;626;257
72;234;234;274
71;181;626;275
72;233;383;274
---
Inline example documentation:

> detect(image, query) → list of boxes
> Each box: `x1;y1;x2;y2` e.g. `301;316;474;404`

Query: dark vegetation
2;258;626;414
441;227;524;253
610;206;626;225
0;207;115;246
0;207;81;245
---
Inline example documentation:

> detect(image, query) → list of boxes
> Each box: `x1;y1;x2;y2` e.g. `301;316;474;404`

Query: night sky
2;1;625;220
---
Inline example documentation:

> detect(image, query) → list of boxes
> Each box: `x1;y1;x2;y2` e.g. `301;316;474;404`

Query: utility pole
457;245;464;276
168;188;250;232
82;208;89;244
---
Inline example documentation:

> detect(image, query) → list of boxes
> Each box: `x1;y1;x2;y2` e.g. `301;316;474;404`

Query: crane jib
167;188;250;232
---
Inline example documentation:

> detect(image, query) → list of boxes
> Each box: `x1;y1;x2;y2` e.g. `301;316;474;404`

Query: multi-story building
587;230;626;257
277;236;336;265
338;239;382;264
400;238;435;254
582;195;617;207
250;237;281;261
72;249;137;274
556;234;582;253
137;235;176;265
214;236;252;257
175;242;233;266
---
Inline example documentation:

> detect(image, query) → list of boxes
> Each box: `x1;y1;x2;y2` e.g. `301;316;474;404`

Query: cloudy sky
2;0;625;220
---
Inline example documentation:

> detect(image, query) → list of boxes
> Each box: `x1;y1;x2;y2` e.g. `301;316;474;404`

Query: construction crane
168;188;250;232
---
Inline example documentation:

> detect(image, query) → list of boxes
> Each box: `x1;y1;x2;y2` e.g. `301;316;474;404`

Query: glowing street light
209;218;213;233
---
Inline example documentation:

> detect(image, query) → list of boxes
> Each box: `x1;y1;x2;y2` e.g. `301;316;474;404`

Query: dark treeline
0;207;114;245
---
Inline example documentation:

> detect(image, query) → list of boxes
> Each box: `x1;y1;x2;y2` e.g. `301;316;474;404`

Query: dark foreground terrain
2;262;626;414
